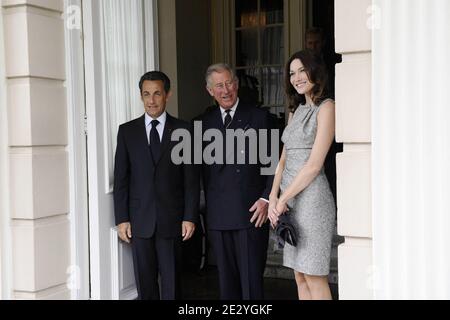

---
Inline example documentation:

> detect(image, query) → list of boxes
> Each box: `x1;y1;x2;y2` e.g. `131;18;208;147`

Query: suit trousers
131;235;182;300
209;225;269;300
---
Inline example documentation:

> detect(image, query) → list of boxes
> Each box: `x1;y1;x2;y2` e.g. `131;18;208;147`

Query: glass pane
261;0;284;25
237;68;261;106
236;29;258;67
261;26;284;65
235;0;258;28
260;66;284;107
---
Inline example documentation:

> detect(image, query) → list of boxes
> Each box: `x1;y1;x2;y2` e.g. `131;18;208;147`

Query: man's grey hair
205;63;238;88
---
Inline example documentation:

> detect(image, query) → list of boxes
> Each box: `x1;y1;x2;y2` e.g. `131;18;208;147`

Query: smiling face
289;58;315;96
206;70;239;110
141;80;171;119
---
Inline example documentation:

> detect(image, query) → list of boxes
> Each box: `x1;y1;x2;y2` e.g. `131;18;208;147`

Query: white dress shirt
145;111;167;144
220;98;239;126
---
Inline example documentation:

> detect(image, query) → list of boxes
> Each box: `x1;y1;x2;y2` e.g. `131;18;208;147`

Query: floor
180;223;342;300
181;265;339;300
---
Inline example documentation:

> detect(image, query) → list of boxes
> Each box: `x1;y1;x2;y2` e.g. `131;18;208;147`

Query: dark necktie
150;119;161;163
224;109;232;128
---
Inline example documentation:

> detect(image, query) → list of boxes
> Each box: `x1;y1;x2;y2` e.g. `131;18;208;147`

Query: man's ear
206;86;214;97
165;90;173;101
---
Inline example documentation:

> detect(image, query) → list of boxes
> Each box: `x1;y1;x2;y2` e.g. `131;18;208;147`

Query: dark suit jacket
199;102;274;230
113;113;199;238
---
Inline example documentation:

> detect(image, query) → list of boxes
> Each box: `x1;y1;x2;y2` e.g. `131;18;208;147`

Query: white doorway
69;0;159;299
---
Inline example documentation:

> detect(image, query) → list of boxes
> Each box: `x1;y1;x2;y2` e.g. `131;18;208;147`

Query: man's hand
118;222;132;243
182;221;196;241
249;199;269;228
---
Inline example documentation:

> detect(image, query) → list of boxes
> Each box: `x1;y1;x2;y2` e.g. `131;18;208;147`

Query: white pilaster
2;0;70;299
335;0;373;300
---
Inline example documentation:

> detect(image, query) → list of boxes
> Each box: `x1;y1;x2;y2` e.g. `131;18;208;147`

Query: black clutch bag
275;213;298;249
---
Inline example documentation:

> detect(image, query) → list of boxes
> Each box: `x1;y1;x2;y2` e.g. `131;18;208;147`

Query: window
234;0;285;118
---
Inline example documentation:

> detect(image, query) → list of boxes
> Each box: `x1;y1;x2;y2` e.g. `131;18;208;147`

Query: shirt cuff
259;197;269;203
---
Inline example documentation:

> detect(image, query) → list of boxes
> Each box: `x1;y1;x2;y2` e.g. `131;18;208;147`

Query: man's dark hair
305;27;325;40
139;71;171;94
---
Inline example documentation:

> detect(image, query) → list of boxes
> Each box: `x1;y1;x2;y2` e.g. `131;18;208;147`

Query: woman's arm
277;101;335;210
269;112;293;200
268;113;292;226
268;146;286;227
269;145;287;200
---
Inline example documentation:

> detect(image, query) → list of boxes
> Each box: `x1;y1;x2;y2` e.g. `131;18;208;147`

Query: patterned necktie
224;109;232;128
150;119;161;163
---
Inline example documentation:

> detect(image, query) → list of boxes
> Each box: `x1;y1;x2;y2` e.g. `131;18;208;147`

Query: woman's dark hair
284;49;329;112
139;71;171;94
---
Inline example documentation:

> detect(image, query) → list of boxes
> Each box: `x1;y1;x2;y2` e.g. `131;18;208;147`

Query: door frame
76;0;159;299
0;3;12;300
65;0;90;300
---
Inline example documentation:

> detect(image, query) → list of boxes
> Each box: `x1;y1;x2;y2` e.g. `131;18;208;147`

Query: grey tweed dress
280;100;336;276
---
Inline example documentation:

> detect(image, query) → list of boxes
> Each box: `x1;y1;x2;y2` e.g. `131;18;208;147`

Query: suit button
236;169;240;173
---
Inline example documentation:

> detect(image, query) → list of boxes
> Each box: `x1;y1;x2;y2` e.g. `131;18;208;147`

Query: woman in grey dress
268;50;336;300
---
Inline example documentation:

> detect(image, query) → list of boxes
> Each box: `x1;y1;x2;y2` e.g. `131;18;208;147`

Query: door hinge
84;114;88;136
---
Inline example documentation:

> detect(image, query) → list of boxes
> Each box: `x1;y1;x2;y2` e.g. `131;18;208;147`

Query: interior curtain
100;0;146;184
373;0;450;299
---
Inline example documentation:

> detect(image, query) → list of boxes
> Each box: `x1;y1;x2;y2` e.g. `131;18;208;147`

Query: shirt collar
219;98;239;115
145;111;167;128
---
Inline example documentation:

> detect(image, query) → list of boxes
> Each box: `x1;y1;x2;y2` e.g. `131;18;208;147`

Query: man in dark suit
198;63;274;300
113;71;199;300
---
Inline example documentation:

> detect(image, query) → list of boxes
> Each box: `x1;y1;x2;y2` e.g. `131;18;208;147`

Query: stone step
264;262;294;280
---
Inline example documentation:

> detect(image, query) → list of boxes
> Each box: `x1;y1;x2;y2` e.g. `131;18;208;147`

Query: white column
373;0;450;299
